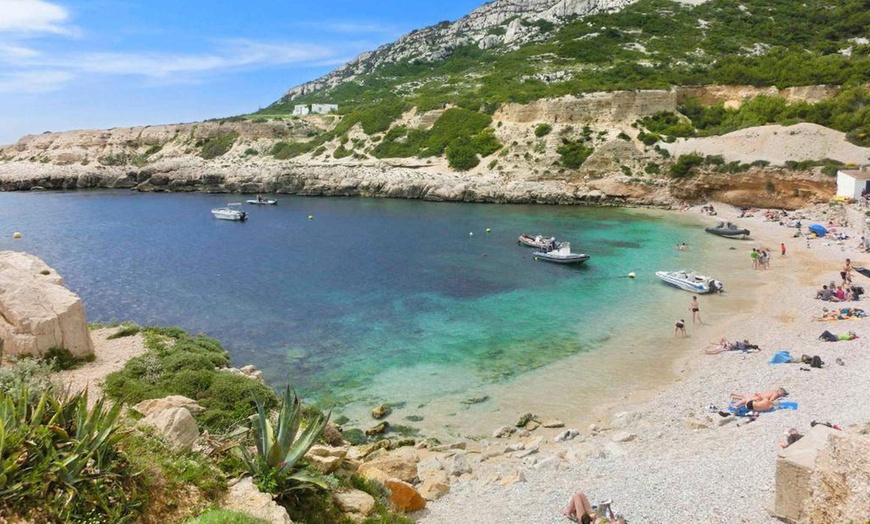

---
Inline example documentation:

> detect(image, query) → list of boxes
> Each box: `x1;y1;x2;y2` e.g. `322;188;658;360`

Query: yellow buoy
627;272;636;278
12;232;21;239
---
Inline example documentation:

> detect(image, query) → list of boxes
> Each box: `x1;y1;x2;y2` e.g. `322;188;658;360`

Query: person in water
674;319;686;337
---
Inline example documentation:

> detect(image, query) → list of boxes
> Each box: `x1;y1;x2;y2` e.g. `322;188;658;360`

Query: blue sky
0;0;486;144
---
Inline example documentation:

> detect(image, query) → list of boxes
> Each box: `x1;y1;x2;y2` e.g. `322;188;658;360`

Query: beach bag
819;330;838;342
811;355;824;368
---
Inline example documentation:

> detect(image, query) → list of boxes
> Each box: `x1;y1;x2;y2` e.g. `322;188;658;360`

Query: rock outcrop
0;251;94;359
282;0;639;100
774;425;870;523
223;477;293;524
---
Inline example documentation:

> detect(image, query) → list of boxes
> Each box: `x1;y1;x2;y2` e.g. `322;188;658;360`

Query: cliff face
0;88;846;209
282;0;638;100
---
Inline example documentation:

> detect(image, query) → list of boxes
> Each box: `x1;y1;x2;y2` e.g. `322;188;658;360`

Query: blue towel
776;401;798;410
769;350;793;364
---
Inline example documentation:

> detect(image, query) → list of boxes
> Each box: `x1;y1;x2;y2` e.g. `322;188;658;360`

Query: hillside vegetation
244;0;870;170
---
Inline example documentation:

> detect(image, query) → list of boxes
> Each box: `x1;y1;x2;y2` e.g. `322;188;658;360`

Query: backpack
819;330;838;342
811;355;824;368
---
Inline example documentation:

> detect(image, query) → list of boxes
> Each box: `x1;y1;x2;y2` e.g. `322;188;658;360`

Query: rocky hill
2;0;870;208
283;0;640;99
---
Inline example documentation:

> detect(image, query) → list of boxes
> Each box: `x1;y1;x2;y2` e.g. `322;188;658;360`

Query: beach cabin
836;169;870;199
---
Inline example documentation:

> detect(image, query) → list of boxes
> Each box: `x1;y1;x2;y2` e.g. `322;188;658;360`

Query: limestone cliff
0;88;851;208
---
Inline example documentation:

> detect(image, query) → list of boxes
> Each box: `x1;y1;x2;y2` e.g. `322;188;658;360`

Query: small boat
518;234;558;250
705;221;750;239
211;203;248;221
532;243;590;265
246;199;278;205
656;269;723;293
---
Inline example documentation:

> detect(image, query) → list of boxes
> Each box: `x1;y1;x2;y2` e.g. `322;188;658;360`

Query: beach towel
769;350;793;364
776;401;798;411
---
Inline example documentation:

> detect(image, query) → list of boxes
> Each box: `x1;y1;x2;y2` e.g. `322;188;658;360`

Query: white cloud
0;69;71;93
0;0;71;34
9;39;338;79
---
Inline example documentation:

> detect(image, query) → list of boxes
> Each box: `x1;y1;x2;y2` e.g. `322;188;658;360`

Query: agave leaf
285;469;332;491
275;387;300;456
279;410;330;474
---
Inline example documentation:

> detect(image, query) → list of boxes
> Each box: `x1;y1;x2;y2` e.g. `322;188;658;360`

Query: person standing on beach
690;296;702;324
675;319;687;337
841;258;853;286
750;248;758;269
781;243;786;257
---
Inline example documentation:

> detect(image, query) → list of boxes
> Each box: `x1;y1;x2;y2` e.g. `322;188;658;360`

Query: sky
0;0;487;144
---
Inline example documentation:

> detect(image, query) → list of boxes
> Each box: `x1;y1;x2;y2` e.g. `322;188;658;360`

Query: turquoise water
0;191;718;414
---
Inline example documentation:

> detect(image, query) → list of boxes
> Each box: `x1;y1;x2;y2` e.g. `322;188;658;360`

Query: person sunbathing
563;491;626;524
706;338;760;355
730;388;788;412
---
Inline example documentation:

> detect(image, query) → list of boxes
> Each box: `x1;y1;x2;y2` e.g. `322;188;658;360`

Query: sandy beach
410;203;870;523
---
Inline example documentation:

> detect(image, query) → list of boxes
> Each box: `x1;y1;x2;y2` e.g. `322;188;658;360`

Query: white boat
246;199;277;205
532;242;590;265
211;203;248;221
518;234;558;250
655;269;723;293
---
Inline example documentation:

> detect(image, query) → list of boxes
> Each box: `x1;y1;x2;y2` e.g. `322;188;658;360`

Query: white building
311;104;338;114
292;105;310;116
836;169;870;199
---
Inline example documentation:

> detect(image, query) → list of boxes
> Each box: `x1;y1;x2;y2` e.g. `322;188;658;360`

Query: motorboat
705;221;750;239
246;198;278;205
211;203;248;221
655;269;723;293
518;234;559;250
532;243;590;265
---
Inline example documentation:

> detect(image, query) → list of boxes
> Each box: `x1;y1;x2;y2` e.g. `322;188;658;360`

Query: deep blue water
0;191;714;407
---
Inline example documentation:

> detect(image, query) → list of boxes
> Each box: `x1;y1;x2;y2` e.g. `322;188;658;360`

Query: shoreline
413;202;870;523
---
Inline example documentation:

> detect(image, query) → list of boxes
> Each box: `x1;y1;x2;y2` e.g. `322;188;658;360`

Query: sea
0;191;746;437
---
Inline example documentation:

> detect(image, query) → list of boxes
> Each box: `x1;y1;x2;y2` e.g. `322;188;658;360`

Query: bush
557;139;594;169
534;123;553;137
184;510;270;524
199;133;238;159
670;153;705;178
104;328;277;432
107;322;141;340
0;358;55;398
446;137;481;170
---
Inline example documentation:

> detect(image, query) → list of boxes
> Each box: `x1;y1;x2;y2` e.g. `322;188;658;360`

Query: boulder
133;395;205;416
449;452;472;477
222;477;292;524
492;425;516;438
366;421;389;437
138;407;199;451
305;444;348;474
499;470;526;487
774;424;840;523
359;455;418;483
807;429;870;523
372;404;391;419
418;476;451;501
385;478;426;512
334;489;376;519
0;251;94;359
541;419;565;428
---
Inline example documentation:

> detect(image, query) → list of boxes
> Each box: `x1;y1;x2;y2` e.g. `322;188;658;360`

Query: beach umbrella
808;224;828;237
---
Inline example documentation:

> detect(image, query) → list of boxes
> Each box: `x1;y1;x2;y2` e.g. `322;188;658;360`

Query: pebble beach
413;203;870;524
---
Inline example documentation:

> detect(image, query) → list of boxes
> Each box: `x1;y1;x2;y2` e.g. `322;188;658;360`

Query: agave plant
235;386;330;492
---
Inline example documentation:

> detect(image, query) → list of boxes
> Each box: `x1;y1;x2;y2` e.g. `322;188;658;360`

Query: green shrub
199;133;238;160
0;358;55;398
104;329;276;432
557;139;594;169
670;153;705;178
534;123;553;137
107;322;141;340
243;148;258;156
333;145;353;159
270;141;312;159
645;162;661;174
184;510;270;524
